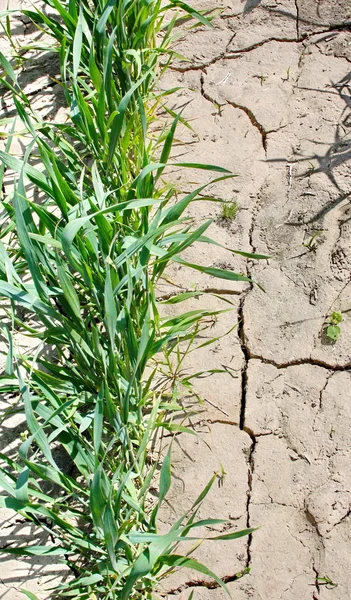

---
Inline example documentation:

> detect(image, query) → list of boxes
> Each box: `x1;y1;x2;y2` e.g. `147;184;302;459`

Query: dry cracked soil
0;0;351;598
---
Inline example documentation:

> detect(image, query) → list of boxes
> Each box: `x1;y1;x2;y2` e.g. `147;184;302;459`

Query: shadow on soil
268;71;351;224
0;387;74;595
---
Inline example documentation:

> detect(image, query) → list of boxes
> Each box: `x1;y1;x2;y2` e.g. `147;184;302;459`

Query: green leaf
15;468;29;503
166;0;213;27
0;50;18;83
0;545;68;556
156;423;197;436
57;263;82;321
156;112;182;180
1;325;14;376
14;172;48;301
0;281;58;320
68;573;103;587
0;151;51;194
104;266;117;351
160;174;233;227
159;291;205;304
18;369;58;469
28;233;62;249
158;446;171;504
93;388;104;455
327;325;340;341
90;465;105;534
121;531;183;600
160;555;231;595
209;527;256;541
173;162;231;173
173;258;251;283
72;7;83;79
20;591;41;600
96;0;117;34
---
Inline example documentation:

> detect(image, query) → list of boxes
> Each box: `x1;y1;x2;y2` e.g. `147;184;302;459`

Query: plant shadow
268;70;351;224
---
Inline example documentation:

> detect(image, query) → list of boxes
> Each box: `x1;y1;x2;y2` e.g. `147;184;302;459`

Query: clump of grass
219;200;239;221
0;1;263;598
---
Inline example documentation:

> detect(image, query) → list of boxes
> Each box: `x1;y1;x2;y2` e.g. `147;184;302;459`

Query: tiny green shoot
217;463;227;488
326;311;342;342
282;67;292;83
317;574;338;589
253;73;268;86
220;200;239;221
302;230;323;252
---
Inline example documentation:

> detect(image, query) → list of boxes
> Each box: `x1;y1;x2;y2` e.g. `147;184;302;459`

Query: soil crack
245;431;256;570
200;73;225;116
170;52;242;73
157;287;242;302
238;298;250;431
167;25;348;74
190;418;239;429
226;100;267;152
201;27;347;58
164;569;249;595
313;564;320;600
236;210;257;571
228;36;299;55
319;371;336;408
333;507;351;528
200;75;277;153
249;354;351;372
295;0;300;40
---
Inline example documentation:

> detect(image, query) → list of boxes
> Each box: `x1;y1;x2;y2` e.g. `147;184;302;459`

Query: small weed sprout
284;67;291;81
317;575;338;589
302;230;323;252
253;73;267;86
220;200;239;221
217;464;227;488
299;49;306;67
305;160;316;177
326;311;342;342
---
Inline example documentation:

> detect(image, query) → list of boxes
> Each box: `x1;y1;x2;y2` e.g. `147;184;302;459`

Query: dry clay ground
0;0;351;598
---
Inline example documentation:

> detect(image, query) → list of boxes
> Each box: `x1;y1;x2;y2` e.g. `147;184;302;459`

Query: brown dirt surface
0;0;351;598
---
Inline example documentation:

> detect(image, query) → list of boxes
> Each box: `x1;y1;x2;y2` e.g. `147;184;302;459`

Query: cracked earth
0;0;351;598
157;0;351;598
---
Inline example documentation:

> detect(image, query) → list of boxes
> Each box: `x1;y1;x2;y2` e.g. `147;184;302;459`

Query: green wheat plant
0;0;264;598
